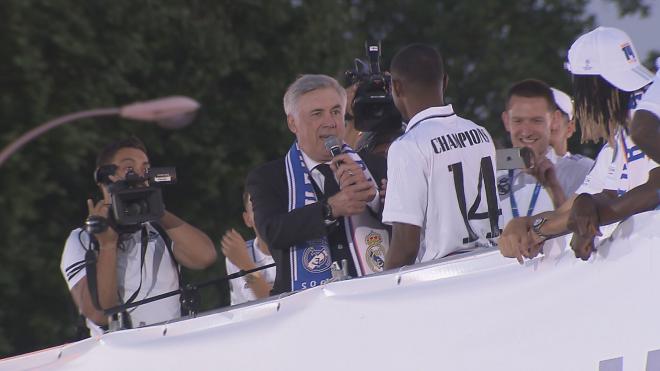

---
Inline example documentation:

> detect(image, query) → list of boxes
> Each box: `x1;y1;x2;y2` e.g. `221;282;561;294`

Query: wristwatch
531;217;549;240
321;199;336;224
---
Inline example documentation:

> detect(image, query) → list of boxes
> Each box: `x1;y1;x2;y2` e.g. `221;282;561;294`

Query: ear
501;111;511;132
286;114;297;134
392;79;404;98
443;74;449;92
566;118;577;139
242;211;254;229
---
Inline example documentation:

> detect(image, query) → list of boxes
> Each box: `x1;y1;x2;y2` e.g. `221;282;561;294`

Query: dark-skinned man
383;44;501;269
498;27;659;262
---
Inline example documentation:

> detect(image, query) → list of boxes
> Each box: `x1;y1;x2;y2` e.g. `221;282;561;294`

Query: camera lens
124;200;150;216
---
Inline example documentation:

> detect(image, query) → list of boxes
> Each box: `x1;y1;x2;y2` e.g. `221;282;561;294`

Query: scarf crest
285;141;389;291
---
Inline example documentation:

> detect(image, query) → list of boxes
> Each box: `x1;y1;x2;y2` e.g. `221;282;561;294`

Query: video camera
345;40;402;133
94;165;176;226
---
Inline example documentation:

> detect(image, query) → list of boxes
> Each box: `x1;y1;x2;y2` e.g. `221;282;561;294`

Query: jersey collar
405;105;455;133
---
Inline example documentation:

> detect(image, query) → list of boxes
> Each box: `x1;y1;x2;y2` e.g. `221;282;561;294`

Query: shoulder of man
247;158;285;178
246;158;287;193
63;227;91;254
557;153;595;174
61;228;91;287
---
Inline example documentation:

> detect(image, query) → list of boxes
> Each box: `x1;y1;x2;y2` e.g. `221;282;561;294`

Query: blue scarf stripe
342;145;372;182
286;142;334;291
284;141;383;290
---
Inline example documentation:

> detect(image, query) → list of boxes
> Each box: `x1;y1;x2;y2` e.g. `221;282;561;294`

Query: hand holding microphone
324;136;371;191
323;136;377;217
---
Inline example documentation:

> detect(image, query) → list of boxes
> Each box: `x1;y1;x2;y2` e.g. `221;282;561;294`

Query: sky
588;0;660;63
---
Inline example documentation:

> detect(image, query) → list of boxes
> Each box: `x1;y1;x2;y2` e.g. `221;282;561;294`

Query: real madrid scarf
285;141;390;291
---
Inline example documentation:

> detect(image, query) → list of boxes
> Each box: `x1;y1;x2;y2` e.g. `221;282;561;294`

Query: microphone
324;136;344;168
324;136;343;157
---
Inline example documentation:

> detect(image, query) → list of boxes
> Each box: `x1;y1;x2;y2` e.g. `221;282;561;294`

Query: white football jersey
383;105;501;262
575;128;659;242
605;129;659;193
61;225;180;336
226;238;275;305
576;144;614;195
578;128;658;195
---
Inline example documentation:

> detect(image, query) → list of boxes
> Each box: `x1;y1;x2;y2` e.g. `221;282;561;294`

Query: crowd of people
60;26;660;335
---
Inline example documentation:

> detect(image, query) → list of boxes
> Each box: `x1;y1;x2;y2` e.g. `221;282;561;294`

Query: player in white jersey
383;44;501;269
499;27;659;262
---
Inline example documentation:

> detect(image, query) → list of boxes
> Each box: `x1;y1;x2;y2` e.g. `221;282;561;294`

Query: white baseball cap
566;26;654;92
551;87;573;120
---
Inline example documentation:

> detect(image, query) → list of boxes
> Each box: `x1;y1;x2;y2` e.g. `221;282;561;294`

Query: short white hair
283;74;346;117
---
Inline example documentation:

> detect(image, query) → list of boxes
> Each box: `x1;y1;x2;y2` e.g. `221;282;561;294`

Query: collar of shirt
546;147;560;165
405;105;455;133
301;150;332;193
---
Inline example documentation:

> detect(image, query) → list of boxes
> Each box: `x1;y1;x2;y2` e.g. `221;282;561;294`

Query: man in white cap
498;26;659;262
549;87;576;157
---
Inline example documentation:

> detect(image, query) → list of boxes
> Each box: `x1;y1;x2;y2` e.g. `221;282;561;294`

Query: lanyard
508;170;541;218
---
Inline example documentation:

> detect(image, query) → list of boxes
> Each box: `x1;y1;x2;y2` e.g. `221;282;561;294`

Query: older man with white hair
246;74;388;294
499;27;659;262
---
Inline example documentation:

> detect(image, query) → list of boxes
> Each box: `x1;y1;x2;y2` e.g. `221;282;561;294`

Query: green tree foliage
0;0;650;357
348;0;594;148
606;0;652;16
0;0;355;357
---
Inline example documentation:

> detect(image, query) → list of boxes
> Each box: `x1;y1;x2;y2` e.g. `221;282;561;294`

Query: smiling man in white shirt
498;79;593;225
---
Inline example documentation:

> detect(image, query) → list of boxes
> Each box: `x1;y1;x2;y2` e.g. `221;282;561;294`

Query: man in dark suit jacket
247;74;387;295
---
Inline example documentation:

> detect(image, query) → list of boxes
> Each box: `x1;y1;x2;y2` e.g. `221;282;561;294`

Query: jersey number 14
448;156;501;244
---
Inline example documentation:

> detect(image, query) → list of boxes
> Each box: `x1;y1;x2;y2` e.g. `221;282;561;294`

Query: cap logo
583;59;592;71
621;43;636;63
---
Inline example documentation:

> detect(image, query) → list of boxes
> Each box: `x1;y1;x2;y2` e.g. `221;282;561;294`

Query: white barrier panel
3;211;660;371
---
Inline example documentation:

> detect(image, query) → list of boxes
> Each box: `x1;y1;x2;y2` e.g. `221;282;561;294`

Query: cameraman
60;137;216;335
346;42;404;158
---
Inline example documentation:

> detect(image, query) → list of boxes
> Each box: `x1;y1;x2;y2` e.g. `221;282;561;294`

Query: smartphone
496;147;533;170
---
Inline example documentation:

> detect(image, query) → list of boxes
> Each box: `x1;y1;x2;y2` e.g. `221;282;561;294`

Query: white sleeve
60;228;91;290
575;144;614;195
382;139;427;227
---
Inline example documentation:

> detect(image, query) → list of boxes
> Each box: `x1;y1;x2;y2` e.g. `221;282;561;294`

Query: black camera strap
84;247;103;312
121;226;150;309
149;222;182;287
